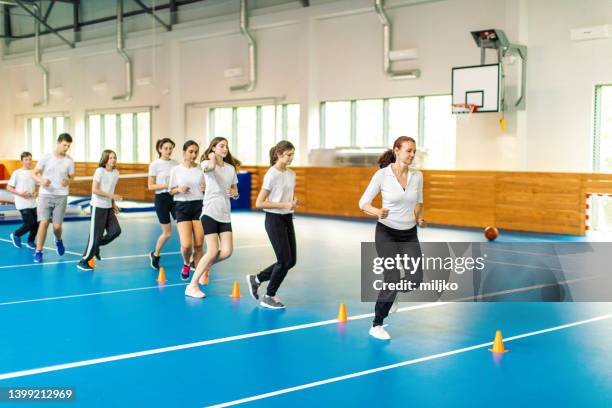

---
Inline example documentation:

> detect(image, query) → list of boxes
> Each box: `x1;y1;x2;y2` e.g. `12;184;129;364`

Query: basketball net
452;103;478;124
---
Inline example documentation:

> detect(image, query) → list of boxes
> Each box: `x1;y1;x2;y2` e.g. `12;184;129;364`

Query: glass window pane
599;86;612;173
104;114;118;154
236;107;257;165
88;115;101;162
355;99;383;147
423;95;456;169
324;101;351;148
137;112;151;163
43;117;54;154
120;114;134;163
213;108;233;142
261;105;277;165
31;118;41;159
56;117;65;134
388;97;419;141
286;104;300;148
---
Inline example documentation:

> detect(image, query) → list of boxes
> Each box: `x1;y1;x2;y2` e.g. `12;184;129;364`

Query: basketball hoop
452;103;478;123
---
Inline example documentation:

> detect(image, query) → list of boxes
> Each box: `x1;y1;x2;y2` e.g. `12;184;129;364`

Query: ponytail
269;140;295;166
377;136;416;168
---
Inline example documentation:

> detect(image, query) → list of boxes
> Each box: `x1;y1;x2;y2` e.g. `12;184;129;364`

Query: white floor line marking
0;301;451;381
0;244;271;270
0;238;81;256
0;277;606;380
0;283;188;306
0;275;241;307
207;313;612;407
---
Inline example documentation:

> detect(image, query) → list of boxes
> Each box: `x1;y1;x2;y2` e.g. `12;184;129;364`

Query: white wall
1;0;611;172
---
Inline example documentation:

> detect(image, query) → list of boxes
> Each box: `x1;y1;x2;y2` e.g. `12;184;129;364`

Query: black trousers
373;222;423;326
81;207;122;261
14;208;39;243
257;212;297;297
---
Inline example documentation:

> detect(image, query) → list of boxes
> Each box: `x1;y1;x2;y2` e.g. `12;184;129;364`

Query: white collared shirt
358;166;423;230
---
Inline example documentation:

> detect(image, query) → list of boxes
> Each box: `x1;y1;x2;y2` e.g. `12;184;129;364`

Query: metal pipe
230;0;257;92
112;0;132;101
133;0;171;31
374;0;420;80
13;0;75;48
32;2;49;107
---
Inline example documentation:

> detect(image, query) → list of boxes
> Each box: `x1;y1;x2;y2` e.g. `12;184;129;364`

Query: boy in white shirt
7;152;39;249
32;133;75;263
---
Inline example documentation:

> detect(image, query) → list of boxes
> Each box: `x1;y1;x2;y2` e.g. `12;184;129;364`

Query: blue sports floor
0;212;610;407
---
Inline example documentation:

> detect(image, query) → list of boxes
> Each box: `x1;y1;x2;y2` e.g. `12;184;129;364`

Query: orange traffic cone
489;330;509;353
157;267;167;283
88;258;96;269
337;303;347;322
230;280;241;298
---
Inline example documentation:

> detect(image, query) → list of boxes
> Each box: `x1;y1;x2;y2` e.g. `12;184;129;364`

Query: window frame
84;106;153;164
208;103;300;166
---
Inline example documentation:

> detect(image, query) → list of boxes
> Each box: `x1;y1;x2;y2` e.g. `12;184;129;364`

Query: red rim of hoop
452;103;479;114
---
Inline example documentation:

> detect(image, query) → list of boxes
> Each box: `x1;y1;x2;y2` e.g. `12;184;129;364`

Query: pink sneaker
181;264;190;281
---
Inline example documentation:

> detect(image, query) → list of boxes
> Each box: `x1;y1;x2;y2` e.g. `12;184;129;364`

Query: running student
246;141;298;309
358;136;426;341
168;140;205;281
8;152;39;249
148;138;179;270
186;137;240;299
77;150;122;271
32;133;75;263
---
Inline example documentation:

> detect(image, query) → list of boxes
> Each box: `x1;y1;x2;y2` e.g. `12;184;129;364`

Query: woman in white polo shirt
359;136;426;340
246;141;298;309
78;150;122;271
168;140;206;282
186;137;240;299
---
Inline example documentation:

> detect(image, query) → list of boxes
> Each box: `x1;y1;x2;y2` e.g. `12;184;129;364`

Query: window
208;103;300;165
323;101;351;148
594;85;612;173
24;115;70;160
423;95;456;169
388;98;419;141
85;109;151;163
320;95;455;168
356;99;384;147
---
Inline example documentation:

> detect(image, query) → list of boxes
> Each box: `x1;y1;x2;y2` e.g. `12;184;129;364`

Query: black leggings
257;212;297;297
15;208;39;243
82;207;122;261
373;222;423;326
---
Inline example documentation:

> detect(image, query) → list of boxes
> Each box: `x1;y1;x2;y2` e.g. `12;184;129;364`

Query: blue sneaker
76;259;94;271
10;233;22;249
34;250;43;263
56;239;65;256
26;241;36;250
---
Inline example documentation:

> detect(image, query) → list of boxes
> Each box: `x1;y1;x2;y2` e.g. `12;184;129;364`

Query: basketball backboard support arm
471;29;527;110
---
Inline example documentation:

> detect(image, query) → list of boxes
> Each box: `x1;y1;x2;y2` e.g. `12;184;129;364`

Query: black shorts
175;200;203;223
154;193;176;224
201;214;232;235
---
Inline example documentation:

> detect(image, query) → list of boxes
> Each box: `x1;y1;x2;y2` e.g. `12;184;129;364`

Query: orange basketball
484;226;499;241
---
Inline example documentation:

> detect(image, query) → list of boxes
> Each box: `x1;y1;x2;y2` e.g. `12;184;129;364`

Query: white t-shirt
8;169;37;210
91;167;120;209
36;153;75;196
148;158;178;194
358;166;423;230
168;164;205;202
262;166;296;215
201;160;238;223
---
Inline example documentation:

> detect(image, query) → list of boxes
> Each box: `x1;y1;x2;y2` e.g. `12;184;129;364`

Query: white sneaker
369;325;391;340
185;285;206;299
